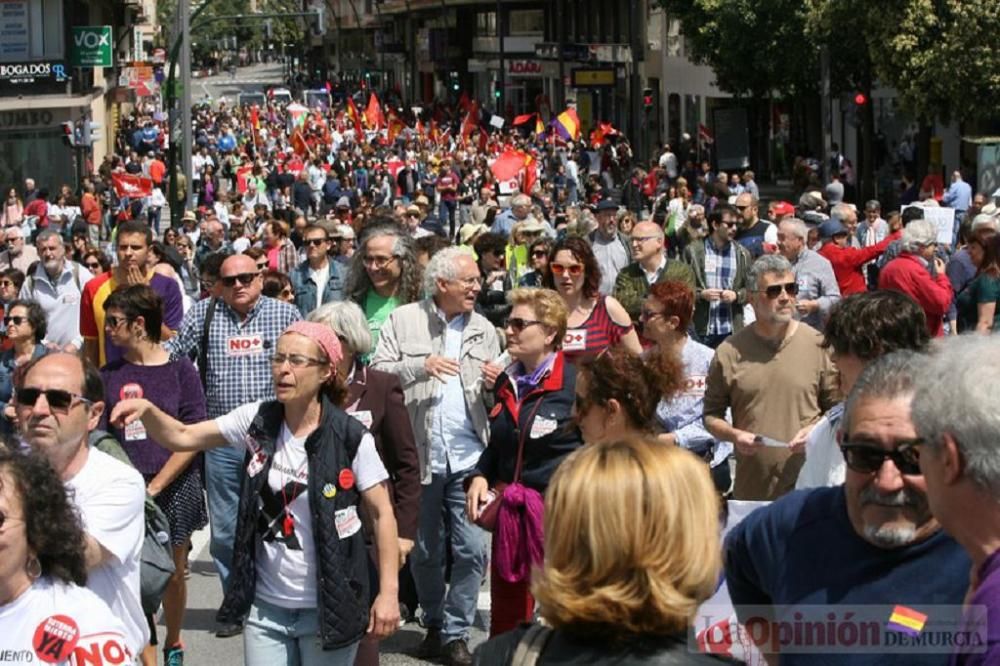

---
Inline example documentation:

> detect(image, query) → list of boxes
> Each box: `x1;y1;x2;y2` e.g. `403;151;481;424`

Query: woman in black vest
110;320;400;665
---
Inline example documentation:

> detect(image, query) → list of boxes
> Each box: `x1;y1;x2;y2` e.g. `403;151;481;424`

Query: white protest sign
901;204;955;245
489;115;505;129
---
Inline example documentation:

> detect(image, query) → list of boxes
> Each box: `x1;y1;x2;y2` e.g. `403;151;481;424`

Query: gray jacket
371;299;500;483
790;248;841;329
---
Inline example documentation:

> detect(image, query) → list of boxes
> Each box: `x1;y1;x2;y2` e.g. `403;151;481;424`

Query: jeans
244;597;359;666
439;199;457;239
205;446;244;592
412;469;486;643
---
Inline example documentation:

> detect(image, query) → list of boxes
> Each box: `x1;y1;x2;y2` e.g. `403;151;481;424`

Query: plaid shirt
704;240;736;335
166;295;301;418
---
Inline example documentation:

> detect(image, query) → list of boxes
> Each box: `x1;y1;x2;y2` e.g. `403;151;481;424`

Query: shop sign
0;109;55;129
71;26;113;68
571;68;616;88
508;60;542;77
0;61;68;84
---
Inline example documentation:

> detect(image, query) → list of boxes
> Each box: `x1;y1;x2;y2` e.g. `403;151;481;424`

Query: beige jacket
371;299;500;483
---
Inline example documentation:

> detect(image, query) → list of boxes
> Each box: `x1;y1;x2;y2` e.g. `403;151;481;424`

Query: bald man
613;220;695;324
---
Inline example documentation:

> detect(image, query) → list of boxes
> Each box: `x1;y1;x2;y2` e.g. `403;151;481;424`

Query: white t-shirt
309;261;331;306
795;404;846;490
65;448;148;657
0;577;132;665
215;401;388;608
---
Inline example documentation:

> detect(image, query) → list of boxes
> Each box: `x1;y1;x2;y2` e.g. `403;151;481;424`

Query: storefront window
475;12;496;37
0;128;73;192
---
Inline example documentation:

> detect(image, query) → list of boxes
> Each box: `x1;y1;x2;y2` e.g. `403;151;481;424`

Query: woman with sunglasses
110;320;400;666
467;288;584;638
0;448;131;660
99;285;206;665
542;237;641;364
518;237;552;288
162;227;180;247
0;300;47;435
262;270;296;305
641;281;733;492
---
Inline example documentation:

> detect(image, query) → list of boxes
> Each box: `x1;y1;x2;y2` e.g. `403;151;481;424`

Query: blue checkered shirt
704;240;736;335
166;295;301;418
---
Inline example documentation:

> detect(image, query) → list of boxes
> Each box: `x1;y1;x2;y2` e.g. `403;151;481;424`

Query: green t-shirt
957;274;1000;332
364;290;401;357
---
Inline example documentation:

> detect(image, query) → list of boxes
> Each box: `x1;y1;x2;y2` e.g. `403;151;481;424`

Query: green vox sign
71;26;113;67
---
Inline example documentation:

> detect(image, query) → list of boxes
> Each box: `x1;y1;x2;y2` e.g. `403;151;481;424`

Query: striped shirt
562;296;633;364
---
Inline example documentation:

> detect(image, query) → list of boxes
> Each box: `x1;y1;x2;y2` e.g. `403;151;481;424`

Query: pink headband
282;321;343;367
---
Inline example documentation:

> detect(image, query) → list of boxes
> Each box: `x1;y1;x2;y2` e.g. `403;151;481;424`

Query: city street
194;62;288;105
159;528;491;665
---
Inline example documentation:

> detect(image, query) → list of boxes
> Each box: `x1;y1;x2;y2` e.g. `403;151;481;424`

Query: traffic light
60;121;77;147
854;92;868;106
494;88;501;100
79;120;102;147
848;91;867;128
642;88;654;113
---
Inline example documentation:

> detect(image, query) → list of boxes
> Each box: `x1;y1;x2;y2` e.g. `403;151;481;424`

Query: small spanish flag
887;605;927;637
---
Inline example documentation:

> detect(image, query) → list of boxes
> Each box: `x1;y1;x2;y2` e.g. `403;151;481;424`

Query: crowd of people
0;88;999;666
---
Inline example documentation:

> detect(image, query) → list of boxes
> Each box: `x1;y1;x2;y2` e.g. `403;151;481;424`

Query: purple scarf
495;483;545;583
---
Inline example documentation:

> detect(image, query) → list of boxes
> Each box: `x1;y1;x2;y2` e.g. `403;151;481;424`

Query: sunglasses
840;441;923;476
3;315;26;326
760;282;799;298
506;317;542;334
549;263;584;278
256;262;268;271
84;261;102;270
16;387;92;413
0;280;13;288
104;315;129;329
531;250;547;259
220;273;258;287
304;238;329;247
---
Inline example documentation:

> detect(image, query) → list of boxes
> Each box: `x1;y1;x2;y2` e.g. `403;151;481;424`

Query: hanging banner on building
0;0;30;61
71;26;113;68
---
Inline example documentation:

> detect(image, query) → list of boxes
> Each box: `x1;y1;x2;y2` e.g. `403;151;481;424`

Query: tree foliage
659;0;1000;123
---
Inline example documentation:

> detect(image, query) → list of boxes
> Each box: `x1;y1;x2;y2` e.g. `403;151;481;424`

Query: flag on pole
590;121;618;147
387;109;407;144
365;93;386;131
553;108;581;141
291;129;310;156
460;100;480;144
236;165;254;194
346;97;365;142
249;105;260;130
698;122;714;144
111;173;153;199
534;114;545;137
512;113;535;126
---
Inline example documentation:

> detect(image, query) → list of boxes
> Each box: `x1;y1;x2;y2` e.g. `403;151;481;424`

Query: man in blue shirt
724;352;970;664
943;170;973;244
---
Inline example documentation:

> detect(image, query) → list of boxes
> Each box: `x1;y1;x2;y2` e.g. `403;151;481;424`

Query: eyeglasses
84;261;102;270
0;510;24;530
759;282;799;298
16;387;92;413
270;353;327;369
722;220;739;228
104;315;130;329
0;280;13;288
549;263;584;278
630;235;659;245
734;205;751;211
506;317;542;334
454;276;483;289
304;238;329;247
840;440;923;476
531;250;548;259
3;315;26;326
639;309;663;322
220;273;258;287
363;255;397;269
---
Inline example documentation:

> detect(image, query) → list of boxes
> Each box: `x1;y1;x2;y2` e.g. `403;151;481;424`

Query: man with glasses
194;218;230;268
289;225;344;317
613;220;694;324
704;254;838;500
372;247;499;666
724;352;971;664
20;229;92;352
17;353;149;659
682;205;752;348
165;253;300;637
0;226;38;273
80;220;184;368
733;192;778;259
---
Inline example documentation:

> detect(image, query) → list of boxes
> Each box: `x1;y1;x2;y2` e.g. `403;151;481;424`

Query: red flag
111;173;153;198
490;150;529;182
415;118;425;138
458;91;471;113
522;153;537;194
387;109;407;144
460;100;479;144
512;113;535;126
291;129;309;156
346;97;365;141
365;93;385;130
236;165;254;194
249;105;260;130
698;123;714;143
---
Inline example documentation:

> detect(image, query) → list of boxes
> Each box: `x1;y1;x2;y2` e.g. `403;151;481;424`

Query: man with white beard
20;229;93;351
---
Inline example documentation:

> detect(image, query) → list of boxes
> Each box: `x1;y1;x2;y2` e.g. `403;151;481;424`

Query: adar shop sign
71;26;113;67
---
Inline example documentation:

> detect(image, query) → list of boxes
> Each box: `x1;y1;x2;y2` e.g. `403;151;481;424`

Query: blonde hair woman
474;437;723;664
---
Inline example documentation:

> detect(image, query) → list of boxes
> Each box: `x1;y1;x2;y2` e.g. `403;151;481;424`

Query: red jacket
818;230;900;295
878;252;953;337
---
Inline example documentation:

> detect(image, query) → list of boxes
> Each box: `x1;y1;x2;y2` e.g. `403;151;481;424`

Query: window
0;0;64;63
509;9;543;36
476;12;496;37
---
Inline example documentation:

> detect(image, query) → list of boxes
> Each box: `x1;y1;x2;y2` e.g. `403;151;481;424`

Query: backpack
89;429;175;616
511;624;554;666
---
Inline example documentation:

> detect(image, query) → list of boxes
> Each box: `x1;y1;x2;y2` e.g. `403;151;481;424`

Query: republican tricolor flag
553;108;580;141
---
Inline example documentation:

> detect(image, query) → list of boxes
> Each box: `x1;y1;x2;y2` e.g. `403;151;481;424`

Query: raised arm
110;398;228;452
